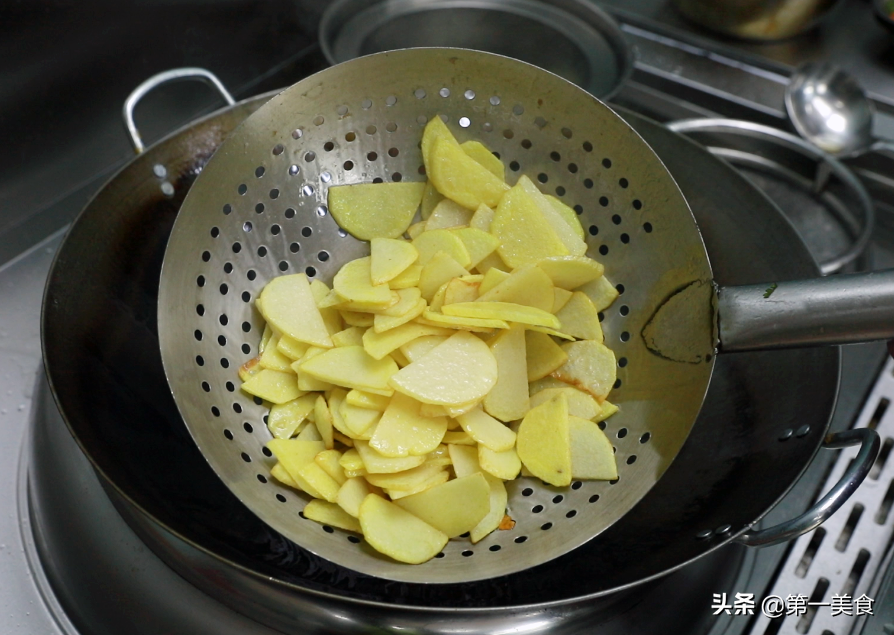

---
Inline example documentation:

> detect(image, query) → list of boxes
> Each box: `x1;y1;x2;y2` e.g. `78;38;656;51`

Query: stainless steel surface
786;61;894;158
668;117;875;275
671;0;842;40
319;0;634;100
124;68;236;154
736;428;880;546
159;51;715;583
717;270;894;350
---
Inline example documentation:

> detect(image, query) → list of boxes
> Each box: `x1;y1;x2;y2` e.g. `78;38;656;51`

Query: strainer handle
123;68;236;154
736;428;879;547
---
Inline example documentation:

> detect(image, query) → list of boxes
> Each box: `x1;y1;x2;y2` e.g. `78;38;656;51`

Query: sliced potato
336;476;372;517
339;398;382;438
420;181;444;220
569;415;618;480
460;140;505;180
333;257;393;306
297;461;341;502
331;326;366;348
258;274;333;348
456;406;516;452
420;310;508;331
478;267;510;296
267;438;327;498
259;334;296;372
370;392;448;457
470;473;508;543
476;264;554;311
386;470;450;500
304;500;362;532
418;251;470;301
470;203;495;231
443;277;481;305
516;393;572;487
555;292;603;341
374;298;427;333
388;263;423;290
313;394;335;449
442;302;560;329
413;229;472;268
552;340;616;401
478;445;521;480
370;237;419;285
525;330;568;382
452;227;500;270
327;181;426;240
545;195;585;240
345;390;390;411
359;494;448;564
400;334;449;362
268;394;316;439
491;181;569;268
300;345;398;396
448;443;480;477
537;256;604;290
426;199;473;230
578;275;620;312
394;473;490;538
362;322;452;360
552;287;573;313
515;176;587;257
483;325;529;422
428;135;509;209
241;369;305;404
354;440;426;474
364;462;447;490
530;386;603;421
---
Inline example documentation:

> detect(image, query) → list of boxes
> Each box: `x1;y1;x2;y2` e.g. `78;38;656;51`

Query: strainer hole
196;304;205;316
337;104;349;116
271;224;281;235
490;95;501;105
435;552;446;558
210;227;220;238
292;128;304;139
348;535;361;543
571;481;582;490
574;205;583;215
255;167;265;178
602;158;612;169
489;545;501;552
418;165;426;175
323;525;335;534
276;494;287;503
503;129;514;139
306;266;317;277
290;243;300;253
255;203;265;214
273;144;284;156
568;163;578;173
218;335;227;346
514;536;527;544
366;125;377;135
598;421;606;430
521;139;532;149
211;406;220;417
550;151;561;162
627;455;637;465
201;250;211;262
278;261;289;272
223;204;232;215
537;173;548;183
361;99;372;110
289;165;300;176
513;104;524;115
509;161;520;172
618;357;628;368
598;245;608;256
522;487;533;496
616;283;625;294
633;199;643;210
201;381;211;392
195;353;204;363
262;446;273;457
314;116;324;126
600;197;609;208
224;263;233;274
610;478;620;485
344;161;354;170
302;227;313;237
459;117;471;128
541;522;553;530
619;305;629;316
439;87;450;98
318;251;330;262
386;122;398;133
392;173;403;182
241;343;250;354
589;225;599;236
346;131;357;141
620;233;630;244
257;246;267;258
219;283;229;295
317;205;328;217
225;381;235;392
417;115;428;125
257;474;267;484
643;222;652;233
619;178;629;188
368;151;378;161
481;122;493;133
588;494;599;503
219;314;228;326
583;141;593;152
617;428;628;439
566;510;577;518
386;95;398;106
232;243;242;254
247;270;257;281
612;214;621;224
532;505;543;513
305;152;316;163
552;495;563;504
584;179;594;189
243;422;253;433
620;331;630;342
224;429;233;440
238;184;247;195
598;312;604;322
555;186;565;196
243;222;253;233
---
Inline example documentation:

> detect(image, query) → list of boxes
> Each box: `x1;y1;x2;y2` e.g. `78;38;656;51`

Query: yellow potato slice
374;298;427;333
370;392;448;457
333;257;393;306
315;449;347;485
526;325;575;341
478;445;521;480
362;322;452;360
442;302;561;329
370;237;419;285
419;403;449;418
483;325;529;422
364;462;447;490
354;440;426;474
516;176;587;257
386;470;451;500
338;399;382;438
470;203;495;231
241;369;305;404
578;275;620;312
569;415;618;480
407;220;428;239
394;473;490;538
471;473;508;543
425;199;473;230
420;181;444;220
297;461;341;502
476;264;554;311
478;267;510;296
491;182;569;268
455;406;517;452
460;140;505;180
338;447;364;472
340;310;375;327
451;227;500;270
379;287;423;317
270;462;300;489
552;287;573;313
516;393;572;487
537;256;605;290
525;330;569;382
389;331;499;406
443;277;481;305
313;395;335;449
421;114;457;166
448;443;480;477
594;400;619;423
296;421;323;443
327;181;426;240
555;292;603;341
388;263;423;290
304;500;362;533
258;324;274;354
258;274;333;348
238;355;261;382
418;251;470;301
292;348;334;392
545;195;586;241
413;229;472;268
399;334;449;362
260;334;296;372
267;438;327;498
474;251;509;275
530;386;603;421
331;326;366;348
336;476;372;517
268;394;317;439
420;310;508;331
428;136;509;209
444;399;482;418
299;345;398;396
359;494;449;564
345;390;390;411
552;340;617;401
276;334;310;361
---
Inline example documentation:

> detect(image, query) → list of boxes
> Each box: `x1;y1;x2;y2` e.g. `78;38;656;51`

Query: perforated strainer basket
157;48;716;584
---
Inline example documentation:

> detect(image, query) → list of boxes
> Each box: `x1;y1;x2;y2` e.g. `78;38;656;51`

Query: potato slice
420;310;508;331
304;500;362;533
276;335;311;361
370;238;419;285
345;390;390;411
363;461;447;490
389;331;498;406
360;494;449;564
470;203;495;231
516;176;587;257
258;274;333;348
339;399;382;438
407;220;428;239
426;199;473;230
331;326;366;348
552;340;616;401
268;394;317;439
300;345;398;396
386;470;450;500
569;415;618;480
491;181;569;268
471;473;508;543
516;393;572;487
421;114;457;166
483;325;529;422
241;369;305;404
388;263;423;290
267;439;327;498
448;443;480;477
420;181;444;220
394;473;490;538
474;251;508;275
362;322;452;360
418;251;471;301
478;267;510;296
379;287;423;317
370;392;448;457
297;461;341;502
476;264;554;311
327;182;425;240
238;355;261;382
461;140;505;180
419;403;448;418
338;447;364;472
456;406;516;452
442;302;561;329
400;334;448;362
413;229;472;268
525;330;569;382
428;136;509;209
374;298;427;333
443;277;481;305
313;394;335;449
270;462;300;489
594;400;619;423
259;334;296;372
530;386;603;421
578;275;620;312
340;310;375;327
537;256;604;290
315;449;348;485
452;227;500;270
354;440;426;474
293;348;334;392
478;445;521;480
296;421;323;443
552;287;573;313
545;195;586;240
336;476;372;517
333;257;393;306
555;292;603;341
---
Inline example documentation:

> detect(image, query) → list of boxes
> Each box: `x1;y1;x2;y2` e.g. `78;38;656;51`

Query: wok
40;64;875;630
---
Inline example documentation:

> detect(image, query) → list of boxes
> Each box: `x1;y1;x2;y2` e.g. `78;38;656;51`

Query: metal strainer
156;48;718;584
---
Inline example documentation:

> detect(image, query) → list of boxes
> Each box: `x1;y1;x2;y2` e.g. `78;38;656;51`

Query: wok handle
718;269;894;351
736;428;879;547
123;68;235;154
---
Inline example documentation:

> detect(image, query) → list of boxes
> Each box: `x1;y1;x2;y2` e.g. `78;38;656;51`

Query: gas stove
2;1;894;633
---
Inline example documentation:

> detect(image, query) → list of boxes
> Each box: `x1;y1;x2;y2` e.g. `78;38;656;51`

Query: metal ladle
786;61;894;158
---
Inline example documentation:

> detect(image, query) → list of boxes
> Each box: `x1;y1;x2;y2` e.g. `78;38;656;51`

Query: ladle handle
717;269;894;351
123;68;235;154
737;428;879;547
